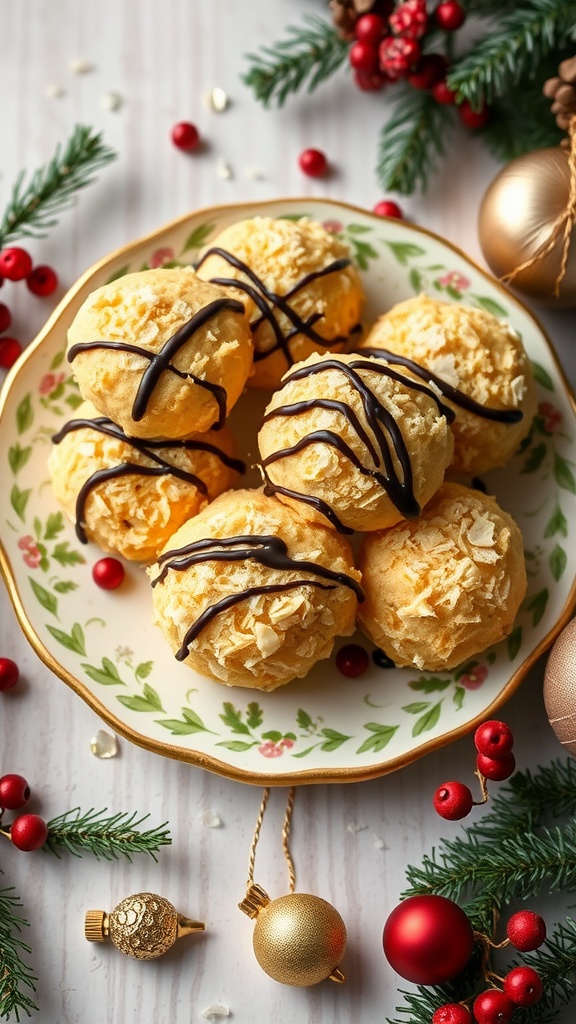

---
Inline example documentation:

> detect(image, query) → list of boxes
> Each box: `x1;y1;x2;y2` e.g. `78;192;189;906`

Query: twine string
246;786;296;893
501;114;576;297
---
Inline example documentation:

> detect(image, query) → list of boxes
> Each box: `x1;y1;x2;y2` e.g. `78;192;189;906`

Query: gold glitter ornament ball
85;892;205;960
544;617;576;756
478;146;576;308
250;890;347;986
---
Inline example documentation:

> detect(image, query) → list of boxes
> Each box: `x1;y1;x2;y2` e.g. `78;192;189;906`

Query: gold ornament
85;892;205;960
238;788;347;986
544;617;576;757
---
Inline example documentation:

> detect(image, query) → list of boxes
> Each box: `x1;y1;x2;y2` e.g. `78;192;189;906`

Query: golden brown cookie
360;294;537;475
148;488;362;690
195;217;364;390
357;482;527;671
258;352;454;534
66;268;253;438
48;401;244;562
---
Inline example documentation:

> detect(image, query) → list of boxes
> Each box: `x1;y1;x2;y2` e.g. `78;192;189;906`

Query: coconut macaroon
66;267;253;439
48;401;244;562
258;352;454;534
357;482;527;671
360;294;537;476
195;216;364;390
148;488;362;690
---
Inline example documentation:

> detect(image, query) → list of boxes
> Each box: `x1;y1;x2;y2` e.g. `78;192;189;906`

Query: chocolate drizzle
151;533;364;661
51;415;245;544
67;296;245;427
195;246;357;367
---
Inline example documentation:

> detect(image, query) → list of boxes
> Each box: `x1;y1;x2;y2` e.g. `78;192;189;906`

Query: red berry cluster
0;246;59;369
347;1;489;128
433;720;516;821
0;772;49;851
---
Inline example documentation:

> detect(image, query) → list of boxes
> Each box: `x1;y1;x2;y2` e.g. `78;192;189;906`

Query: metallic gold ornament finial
84;892;205;960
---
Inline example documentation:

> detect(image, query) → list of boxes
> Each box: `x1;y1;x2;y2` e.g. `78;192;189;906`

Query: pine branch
376;87;456;195
447;0;576;109
0;883;38;1021
44;807;171;862
242;15;349;108
0;124;117;249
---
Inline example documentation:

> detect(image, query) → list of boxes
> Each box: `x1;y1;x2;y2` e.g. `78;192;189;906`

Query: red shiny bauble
92;557;125;590
383;894;474;984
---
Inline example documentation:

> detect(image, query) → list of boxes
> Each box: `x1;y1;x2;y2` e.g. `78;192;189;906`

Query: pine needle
0;882;38;1021
44;807;171;862
376;87;456;195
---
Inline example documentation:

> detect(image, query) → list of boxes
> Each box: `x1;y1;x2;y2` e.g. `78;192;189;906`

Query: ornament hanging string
245;786;296;895
501;115;576;297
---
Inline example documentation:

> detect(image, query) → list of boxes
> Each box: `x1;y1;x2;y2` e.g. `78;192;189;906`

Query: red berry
9;813;48;851
506;910;546;951
298;148;328;178
26;264;58;296
389;0;428;40
336;643;369;677
353;69;390;91
458;100;490;129
0;337;23;368
476;751;516;781
355;13;386;44
434;1;466;31
433;781;474;820
432;1004;471;1024
171;121;200;152
0;657;19;691
407;53;447;90
432;78;458;104
474;720;514;759
0;301;11;333
0;774;31;810
0;274;3;287
373;200;403;219
349;40;379;74
0;247;33;282
92;557;125;590
472;989;514;1024
379;36;421;78
504;966;543;1006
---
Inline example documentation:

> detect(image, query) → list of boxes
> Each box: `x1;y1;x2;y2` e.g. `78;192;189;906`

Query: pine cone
543;56;576;130
329;0;379;40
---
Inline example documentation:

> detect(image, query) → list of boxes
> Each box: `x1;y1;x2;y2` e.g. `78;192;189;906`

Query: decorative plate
1;198;575;785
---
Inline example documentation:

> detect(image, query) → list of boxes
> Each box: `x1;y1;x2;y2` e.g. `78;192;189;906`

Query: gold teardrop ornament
85;891;205;960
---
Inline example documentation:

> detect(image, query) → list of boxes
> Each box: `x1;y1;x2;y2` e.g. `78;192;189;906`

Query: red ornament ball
355;13;386;44
0;657;19;691
298;148;328;178
474;719;514;759
458;100;490;129
382;894;474;984
432;1004;471;1024
171;121;200;152
0;301;11;333
336;643;369;677
476;751;516;781
0;337;23;368
373;200;403;219
506;910;546;951
349;40;379;74
0;774;31;810
472;989;514;1024
27;264;59;296
503;966;543;1006
434;1;466;31
92;557;125;590
0;247;33;282
10;813;48;851
433;780;474;820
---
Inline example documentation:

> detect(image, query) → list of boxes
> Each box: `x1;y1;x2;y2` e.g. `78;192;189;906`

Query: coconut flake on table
215;158;233;180
69;58;95;74
201;1004;230;1019
100;90;124;112
198;809;223;828
44;83;66;98
203;87;229;112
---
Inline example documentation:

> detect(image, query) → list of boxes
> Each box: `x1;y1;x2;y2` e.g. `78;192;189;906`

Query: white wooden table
1;3;574;1022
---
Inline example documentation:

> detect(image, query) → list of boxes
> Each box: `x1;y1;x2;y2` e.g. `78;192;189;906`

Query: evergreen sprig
44;807;171;861
0;124;116;249
376;87;456;194
0;882;38;1022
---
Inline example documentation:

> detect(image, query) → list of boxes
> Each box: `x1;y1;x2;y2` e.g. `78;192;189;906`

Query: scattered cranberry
373;200;403;219
354;69;390;91
171;121;201;152
458;100;490;129
355;13;386;44
504;966;543;1007
472;989;514;1024
0;657;19;691
476;751;516;781
432;79;458;104
506;910;547;951
0;301;11;333
0;337;23;368
434;1;466;31
26;264;58;296
0;247;33;282
0;774;31;810
349;40;379;74
298;148;328;178
92;557;125;590
432;1004;471;1024
474;720;514;760
9;813;48;851
407;53;447;90
336;643;369;677
433;780;474;820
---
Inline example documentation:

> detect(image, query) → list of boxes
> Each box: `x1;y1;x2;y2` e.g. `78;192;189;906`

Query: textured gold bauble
544;617;576;756
85;892;205;960
478;146;576;307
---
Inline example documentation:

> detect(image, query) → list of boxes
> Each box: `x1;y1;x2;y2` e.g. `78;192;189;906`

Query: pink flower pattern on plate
538;401;562;434
149;247;175;269
460;664;488;690
18;535;42;568
39;371;65;396
258;737;295;758
437;270;471;292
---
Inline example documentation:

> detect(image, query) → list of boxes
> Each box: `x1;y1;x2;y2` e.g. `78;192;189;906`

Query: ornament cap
329;966;346;983
238;883;271;919
84;910;109;943
176;914;206;938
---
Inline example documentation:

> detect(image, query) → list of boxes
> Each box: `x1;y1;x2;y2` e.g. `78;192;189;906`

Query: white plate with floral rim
1;198;576;786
